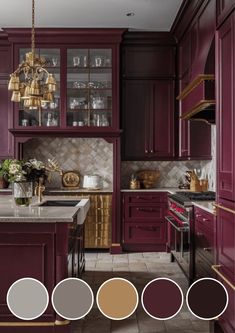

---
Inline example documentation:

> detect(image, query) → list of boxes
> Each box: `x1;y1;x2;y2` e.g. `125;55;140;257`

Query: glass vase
13;181;33;206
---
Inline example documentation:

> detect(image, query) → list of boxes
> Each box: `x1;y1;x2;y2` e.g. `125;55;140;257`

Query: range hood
177;74;215;124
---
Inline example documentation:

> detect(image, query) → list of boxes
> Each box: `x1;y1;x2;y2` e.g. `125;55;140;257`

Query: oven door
165;215;190;277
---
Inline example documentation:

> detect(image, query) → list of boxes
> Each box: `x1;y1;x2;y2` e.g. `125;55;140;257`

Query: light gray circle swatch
51;278;94;320
7;278;49;320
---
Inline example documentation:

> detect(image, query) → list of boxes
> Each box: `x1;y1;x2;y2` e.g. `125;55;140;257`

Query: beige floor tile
164;319;194;331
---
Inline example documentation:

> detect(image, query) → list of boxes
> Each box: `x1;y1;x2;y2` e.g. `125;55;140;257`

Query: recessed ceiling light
126;12;135;17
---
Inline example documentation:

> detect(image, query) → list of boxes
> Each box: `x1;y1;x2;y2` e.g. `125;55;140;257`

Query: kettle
83;175;103;189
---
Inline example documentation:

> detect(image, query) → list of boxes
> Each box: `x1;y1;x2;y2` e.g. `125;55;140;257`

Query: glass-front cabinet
10;29;124;133
67;48;112;128
17;48;61;128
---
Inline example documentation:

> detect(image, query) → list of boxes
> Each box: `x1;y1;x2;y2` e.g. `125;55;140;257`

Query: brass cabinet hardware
202;218;209;222
150;149;154;153
196;214;202;218
211;265;235;291
213;203;235;215
145;149;149;153
0;320;70;327
177;74;215;100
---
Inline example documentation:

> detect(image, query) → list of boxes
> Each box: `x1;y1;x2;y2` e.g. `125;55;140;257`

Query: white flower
9;163;21;175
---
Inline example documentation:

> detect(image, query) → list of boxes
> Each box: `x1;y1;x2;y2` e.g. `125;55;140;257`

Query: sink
40;200;80;207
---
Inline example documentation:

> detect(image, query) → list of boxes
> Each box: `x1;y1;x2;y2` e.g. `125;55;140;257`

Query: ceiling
0;0;183;31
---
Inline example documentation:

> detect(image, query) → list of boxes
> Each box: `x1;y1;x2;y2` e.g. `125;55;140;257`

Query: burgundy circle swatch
141;278;183;320
186;278;228;320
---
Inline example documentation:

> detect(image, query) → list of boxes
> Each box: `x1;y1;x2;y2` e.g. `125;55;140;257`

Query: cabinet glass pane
18;48;60;127
67;48;112;127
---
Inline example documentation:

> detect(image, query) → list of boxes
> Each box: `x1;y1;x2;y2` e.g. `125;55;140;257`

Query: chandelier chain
31;0;35;60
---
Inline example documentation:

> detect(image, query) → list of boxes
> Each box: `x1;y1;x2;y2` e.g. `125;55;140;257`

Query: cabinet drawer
124;192;167;204
195;226;215;264
125;204;165;220
124;222;166;244
194;207;214;231
195;252;216;279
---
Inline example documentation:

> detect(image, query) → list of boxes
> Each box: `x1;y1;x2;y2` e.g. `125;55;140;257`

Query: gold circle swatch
96;278;139;320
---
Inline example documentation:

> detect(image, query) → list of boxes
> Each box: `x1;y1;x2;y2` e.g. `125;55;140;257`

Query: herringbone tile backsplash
23;138;113;189
23;127;215;191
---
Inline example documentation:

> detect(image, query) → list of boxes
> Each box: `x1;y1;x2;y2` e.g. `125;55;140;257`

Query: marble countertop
45;187;113;194
0;195;90;223
192;201;215;214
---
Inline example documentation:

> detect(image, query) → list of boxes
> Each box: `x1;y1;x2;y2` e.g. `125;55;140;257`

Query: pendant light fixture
8;0;57;109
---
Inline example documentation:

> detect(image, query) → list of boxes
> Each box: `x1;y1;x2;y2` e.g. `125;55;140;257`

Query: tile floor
71;252;211;333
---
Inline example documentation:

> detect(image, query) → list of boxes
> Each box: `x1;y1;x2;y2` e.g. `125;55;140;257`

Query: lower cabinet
0;220;83;331
122;192;167;251
83;194;112;249
215;199;235;333
194;206;216;279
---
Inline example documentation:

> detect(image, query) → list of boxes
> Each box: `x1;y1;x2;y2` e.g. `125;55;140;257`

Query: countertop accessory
137;170;160;189
62;171;80;188
83;174;103;190
129;174;140;190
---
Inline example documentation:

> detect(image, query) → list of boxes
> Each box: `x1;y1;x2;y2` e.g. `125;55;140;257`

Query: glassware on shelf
83;56;87;67
21;119;29;126
94;56;102;67
46;112;58;126
101;114;109;126
91;96;105;109
51;57;58;67
73;56;81;67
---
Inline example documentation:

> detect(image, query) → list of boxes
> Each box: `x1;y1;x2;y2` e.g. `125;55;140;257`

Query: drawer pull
196;214;202;218
150;149;154;153
137;208;157;212
202;218;209;222
213;203;235;215
136;196;153;200
196;232;203;236
203;247;211;252
68;225;76;230
211;265;235;291
145;149;149;153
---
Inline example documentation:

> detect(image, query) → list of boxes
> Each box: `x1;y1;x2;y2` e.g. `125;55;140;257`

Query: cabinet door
151;80;174;158
217;0;235;26
216;13;235;200
67;48;113;128
122;80;150;159
216;199;235;282
15;48;61;128
0;79;13;158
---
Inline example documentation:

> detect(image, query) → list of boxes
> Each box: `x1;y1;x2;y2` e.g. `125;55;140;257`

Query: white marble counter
0;195;90;223
192;201;215;214
45;187;113;194
121;187;177;193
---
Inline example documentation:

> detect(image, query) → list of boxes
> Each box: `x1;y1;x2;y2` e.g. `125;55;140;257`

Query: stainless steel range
165;191;215;283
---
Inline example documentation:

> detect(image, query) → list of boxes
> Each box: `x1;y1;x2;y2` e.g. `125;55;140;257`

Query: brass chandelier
8;0;57;109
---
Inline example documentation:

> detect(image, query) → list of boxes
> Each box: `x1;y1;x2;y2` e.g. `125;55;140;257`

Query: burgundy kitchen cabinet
122;192;168;251
122;79;175;160
216;12;235;201
0;44;13;159
4;28;124;136
214;199;235;333
217;0;235;26
0;220;83;332
194;206;216;279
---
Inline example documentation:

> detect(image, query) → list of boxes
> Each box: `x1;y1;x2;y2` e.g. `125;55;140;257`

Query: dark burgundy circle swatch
186;278;228;320
141;278;183;320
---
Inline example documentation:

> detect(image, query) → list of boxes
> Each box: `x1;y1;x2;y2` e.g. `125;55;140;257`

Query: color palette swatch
7;278;49;320
96;278;139;320
5;276;229;321
51;278;94;320
141;278;183;320
186;278;228;320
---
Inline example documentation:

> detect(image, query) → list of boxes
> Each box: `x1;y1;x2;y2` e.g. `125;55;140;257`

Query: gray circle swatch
51;278;94;320
7;278;49;320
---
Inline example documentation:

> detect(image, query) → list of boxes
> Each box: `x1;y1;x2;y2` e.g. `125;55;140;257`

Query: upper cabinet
0;39;13;159
5;28;124;135
217;0;235;26
216;11;235;201
121;32;176;161
122;45;175;78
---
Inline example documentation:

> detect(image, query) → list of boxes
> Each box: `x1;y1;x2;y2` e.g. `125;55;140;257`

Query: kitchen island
0;196;90;333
